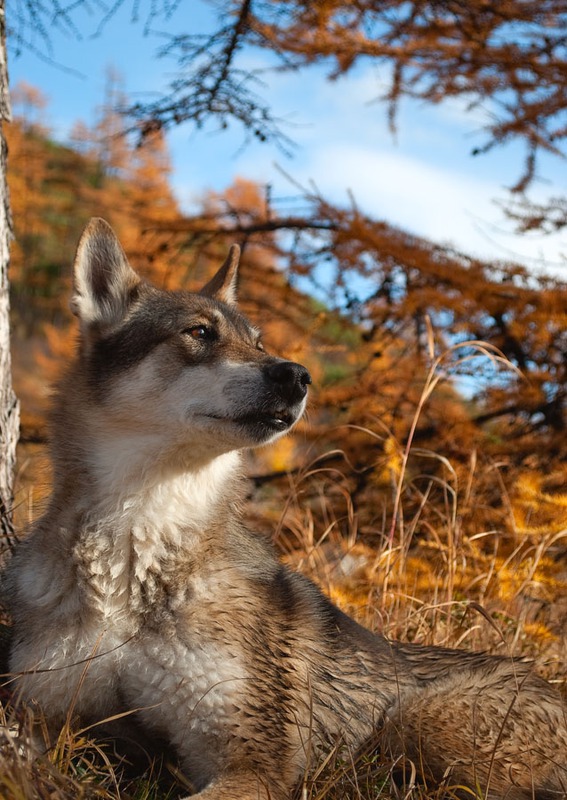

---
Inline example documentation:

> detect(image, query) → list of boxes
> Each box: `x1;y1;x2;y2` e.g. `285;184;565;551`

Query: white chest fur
9;452;245;731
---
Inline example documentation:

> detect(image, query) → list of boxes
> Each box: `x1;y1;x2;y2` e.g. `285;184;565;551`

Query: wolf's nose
265;361;312;404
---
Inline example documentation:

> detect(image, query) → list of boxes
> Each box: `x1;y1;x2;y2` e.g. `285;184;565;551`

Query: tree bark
0;0;19;549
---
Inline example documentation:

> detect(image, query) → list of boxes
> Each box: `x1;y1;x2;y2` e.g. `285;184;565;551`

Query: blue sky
6;0;566;276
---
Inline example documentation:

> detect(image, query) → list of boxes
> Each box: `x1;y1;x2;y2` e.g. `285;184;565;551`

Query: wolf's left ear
200;244;240;306
70;218;141;329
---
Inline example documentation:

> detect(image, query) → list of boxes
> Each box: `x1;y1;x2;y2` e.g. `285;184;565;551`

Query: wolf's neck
38;443;243;621
55;434;243;537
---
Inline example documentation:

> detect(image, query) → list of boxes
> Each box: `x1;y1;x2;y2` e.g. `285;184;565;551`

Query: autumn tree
7;82;52;332
123;0;567;229
8;0;565;221
5;69;193;333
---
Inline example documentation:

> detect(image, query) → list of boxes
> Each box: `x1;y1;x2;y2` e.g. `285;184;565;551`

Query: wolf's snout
264;361;311;405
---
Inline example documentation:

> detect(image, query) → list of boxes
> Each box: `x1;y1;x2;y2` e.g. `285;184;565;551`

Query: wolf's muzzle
264;361;312;406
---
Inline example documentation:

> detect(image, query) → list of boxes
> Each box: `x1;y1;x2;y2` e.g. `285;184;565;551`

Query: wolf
3;218;566;799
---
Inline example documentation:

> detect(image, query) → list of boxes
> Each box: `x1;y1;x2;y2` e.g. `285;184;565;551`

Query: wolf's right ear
70;218;140;329
200;244;240;306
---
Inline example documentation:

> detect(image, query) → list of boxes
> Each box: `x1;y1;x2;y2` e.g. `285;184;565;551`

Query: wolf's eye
185;325;215;341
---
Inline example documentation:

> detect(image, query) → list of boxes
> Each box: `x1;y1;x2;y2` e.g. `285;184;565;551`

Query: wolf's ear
70;218;140;329
200;244;240;306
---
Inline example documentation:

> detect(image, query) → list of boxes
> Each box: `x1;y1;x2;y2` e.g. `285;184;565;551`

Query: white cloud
214;60;567;274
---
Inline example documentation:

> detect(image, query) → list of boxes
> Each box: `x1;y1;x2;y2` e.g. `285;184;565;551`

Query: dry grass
278;445;567;675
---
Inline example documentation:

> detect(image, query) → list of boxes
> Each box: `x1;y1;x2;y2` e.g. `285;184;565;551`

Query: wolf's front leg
187;771;289;800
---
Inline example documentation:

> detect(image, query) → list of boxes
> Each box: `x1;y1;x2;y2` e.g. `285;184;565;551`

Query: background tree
124;0;567;231
7;1;566;225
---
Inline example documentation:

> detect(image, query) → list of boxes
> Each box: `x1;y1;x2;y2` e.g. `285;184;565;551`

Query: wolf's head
64;219;311;473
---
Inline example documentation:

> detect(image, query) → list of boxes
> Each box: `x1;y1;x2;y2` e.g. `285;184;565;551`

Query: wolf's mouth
203;411;294;432
237;412;293;431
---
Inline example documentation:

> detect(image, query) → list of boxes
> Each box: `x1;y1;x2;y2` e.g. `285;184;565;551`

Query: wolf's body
3;219;567;799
